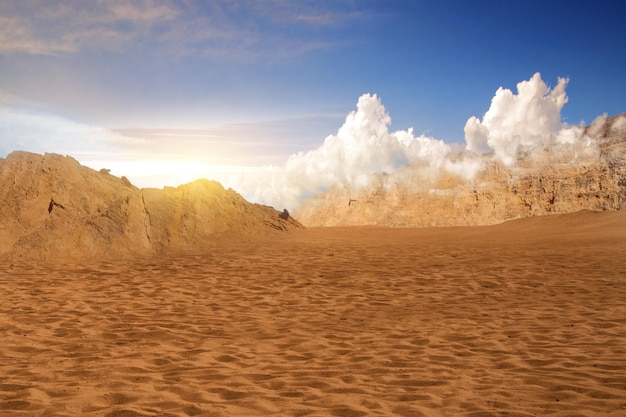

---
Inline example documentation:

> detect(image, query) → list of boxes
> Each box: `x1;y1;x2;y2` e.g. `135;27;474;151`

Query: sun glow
83;159;256;190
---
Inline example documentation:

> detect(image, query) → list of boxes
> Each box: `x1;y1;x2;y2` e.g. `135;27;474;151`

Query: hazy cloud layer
0;108;134;158
0;73;598;210
0;101;341;190
0;0;365;58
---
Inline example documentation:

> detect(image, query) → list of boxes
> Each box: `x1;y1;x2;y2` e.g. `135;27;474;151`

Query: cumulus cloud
464;72;583;165
224;94;456;209
227;73;596;209
1;73;600;212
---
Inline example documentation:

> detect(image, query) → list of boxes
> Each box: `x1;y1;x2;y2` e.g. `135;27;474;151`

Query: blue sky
1;0;625;201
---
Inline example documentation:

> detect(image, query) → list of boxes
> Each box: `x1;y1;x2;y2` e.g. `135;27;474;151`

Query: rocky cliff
0;151;301;263
294;114;626;227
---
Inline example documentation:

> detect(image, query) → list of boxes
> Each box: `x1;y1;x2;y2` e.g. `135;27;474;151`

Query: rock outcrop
294;114;626;227
0;151;302;263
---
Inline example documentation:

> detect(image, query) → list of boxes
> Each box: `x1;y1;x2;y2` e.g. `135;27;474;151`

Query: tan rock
294;114;626;227
0;152;301;263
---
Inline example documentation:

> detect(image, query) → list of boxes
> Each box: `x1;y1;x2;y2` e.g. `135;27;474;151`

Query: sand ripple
1;212;625;416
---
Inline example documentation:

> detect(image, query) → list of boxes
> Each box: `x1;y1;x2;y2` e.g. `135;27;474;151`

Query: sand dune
1;210;625;416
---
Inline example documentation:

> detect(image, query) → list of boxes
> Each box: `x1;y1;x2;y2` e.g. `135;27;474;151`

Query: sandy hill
0;151;301;263
294;114;626;226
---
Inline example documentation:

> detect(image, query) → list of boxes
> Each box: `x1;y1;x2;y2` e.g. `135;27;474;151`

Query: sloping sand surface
1;210;625;416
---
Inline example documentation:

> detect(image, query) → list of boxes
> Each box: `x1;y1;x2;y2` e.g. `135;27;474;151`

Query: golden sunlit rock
0;152;301;263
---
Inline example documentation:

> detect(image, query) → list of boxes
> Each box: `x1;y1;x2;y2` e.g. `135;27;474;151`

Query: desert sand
1;210;625;417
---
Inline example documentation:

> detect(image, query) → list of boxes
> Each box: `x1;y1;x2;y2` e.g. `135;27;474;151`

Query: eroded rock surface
295;114;626;226
0;152;301;262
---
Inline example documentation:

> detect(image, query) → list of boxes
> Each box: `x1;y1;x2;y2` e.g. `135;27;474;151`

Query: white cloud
464;72;576;165
109;1;179;22
0;15;76;55
228;74;598;209
1;73;604;214
225;94;455;209
0;89;19;105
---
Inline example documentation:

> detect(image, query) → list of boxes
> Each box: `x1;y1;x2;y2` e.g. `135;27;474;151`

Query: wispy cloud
0;0;180;55
0;15;76;55
0;106;143;160
109;1;179;22
0;0;367;59
249;0;366;26
112;112;343;164
0;88;20;105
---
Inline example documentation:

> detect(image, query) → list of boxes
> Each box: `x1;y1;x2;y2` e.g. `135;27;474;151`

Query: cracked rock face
294;114;626;227
0;152;302;263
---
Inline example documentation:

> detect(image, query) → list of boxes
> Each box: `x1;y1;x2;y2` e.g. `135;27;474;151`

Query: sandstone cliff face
294;114;626;227
0;152;301;263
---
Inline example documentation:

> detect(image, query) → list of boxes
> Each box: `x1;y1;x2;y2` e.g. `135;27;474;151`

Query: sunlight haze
1;0;625;208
